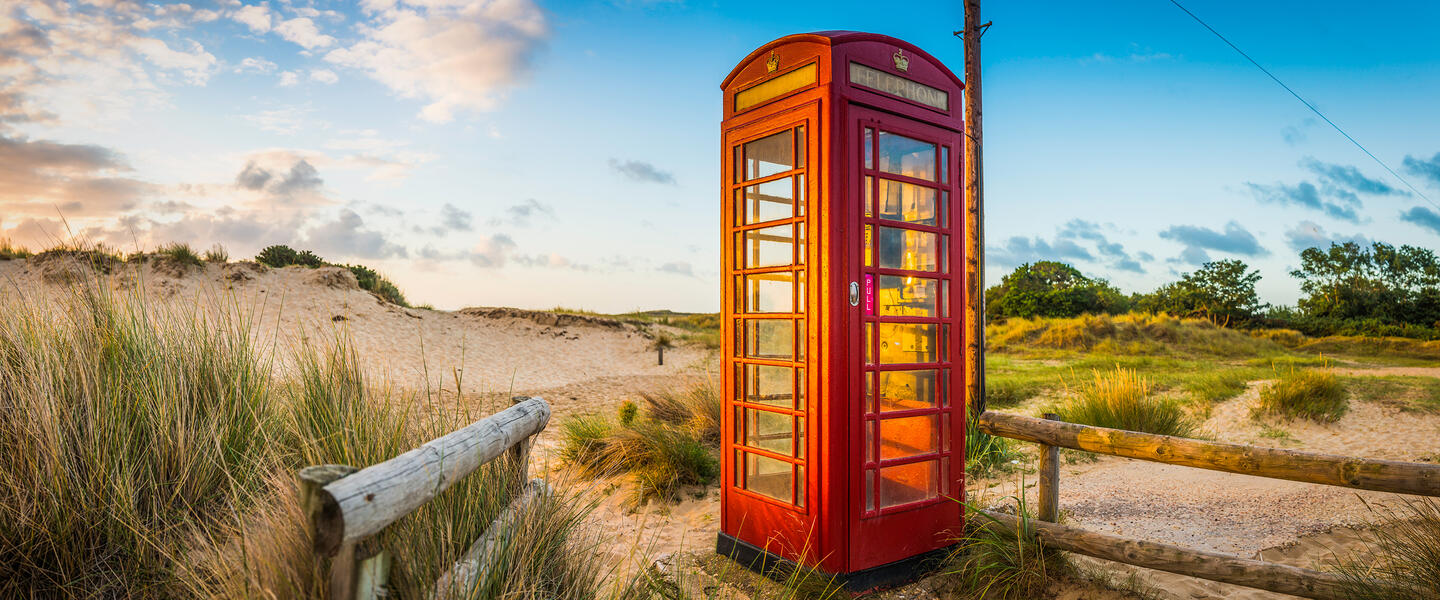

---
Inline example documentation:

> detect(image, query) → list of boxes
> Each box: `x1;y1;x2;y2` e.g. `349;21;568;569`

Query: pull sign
849;281;860;306
864;274;874;314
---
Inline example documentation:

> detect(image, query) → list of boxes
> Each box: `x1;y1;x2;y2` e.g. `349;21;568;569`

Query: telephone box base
715;533;951;592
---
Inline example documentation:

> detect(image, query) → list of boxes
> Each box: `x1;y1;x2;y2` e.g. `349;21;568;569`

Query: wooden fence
975;410;1440;600
298;396;551;600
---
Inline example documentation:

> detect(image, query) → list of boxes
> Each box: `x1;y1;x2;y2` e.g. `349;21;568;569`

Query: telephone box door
722;102;822;562
846;106;965;570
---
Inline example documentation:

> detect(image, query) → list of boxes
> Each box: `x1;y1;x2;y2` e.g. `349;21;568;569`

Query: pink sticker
864;274;874;315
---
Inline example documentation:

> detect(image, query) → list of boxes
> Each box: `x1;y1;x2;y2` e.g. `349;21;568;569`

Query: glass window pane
940;146;950;184
797;224;806;265
796;416;805;459
940;190;949;228
878;323;939;364
879;415;939;460
877;275;939;317
795;465;806;508
795;126;806;167
740;224;794;268
864;128;874;169
733;145;743;184
879;460;939;508
878;179;938;226
878;226;937;272
744;408;793;455
743;272;793;313
795;319;806;361
878;131;936;181
796;173;806;217
796;270;806;311
739;364;793;407
863;175;874;217
742;131;794;181
740;177;794;225
863;225;873;267
744;452;793;503
878;369;939;412
796;367;806;406
864;323;874;365
865;470;876;512
742;319;793;360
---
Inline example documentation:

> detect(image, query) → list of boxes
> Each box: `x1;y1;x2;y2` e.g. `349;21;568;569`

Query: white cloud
309;68;339;84
231;4;272;33
235;56;278;74
278;70;300;86
324;0;548;122
275;17;334;49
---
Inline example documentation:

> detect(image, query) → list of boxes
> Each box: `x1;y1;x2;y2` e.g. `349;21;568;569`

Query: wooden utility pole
962;0;986;415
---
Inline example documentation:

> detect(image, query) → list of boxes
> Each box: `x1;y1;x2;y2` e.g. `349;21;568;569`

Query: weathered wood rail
299;396;551;600
975;410;1440;599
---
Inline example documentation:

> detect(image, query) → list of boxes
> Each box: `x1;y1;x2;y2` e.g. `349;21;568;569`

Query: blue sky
3;0;1439;312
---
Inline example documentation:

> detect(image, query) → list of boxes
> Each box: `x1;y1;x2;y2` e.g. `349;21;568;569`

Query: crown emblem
766;51;779;73
892;49;909;72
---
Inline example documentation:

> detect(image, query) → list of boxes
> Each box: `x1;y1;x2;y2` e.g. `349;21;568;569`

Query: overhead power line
1166;0;1436;208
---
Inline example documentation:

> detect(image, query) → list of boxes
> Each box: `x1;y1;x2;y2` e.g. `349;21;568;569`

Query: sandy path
1333;366;1440;378
977;381;1440;599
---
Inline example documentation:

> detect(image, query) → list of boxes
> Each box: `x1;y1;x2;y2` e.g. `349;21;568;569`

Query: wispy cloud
489;199;555;227
1159;221;1268;265
1283;220;1369;252
609;159;676;185
1245;181;1360;223
1403;153;1440;187
1400;206;1440;235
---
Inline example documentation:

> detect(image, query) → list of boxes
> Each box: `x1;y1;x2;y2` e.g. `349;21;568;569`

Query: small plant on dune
559;384;721;504
202;243;229;263
1053;366;1196;437
1253;368;1348;423
344;263;410;307
255;244;324;268
157;241;204;268
0;238;31;260
1333;498;1440;600
945;494;1065;600
618;400;639;426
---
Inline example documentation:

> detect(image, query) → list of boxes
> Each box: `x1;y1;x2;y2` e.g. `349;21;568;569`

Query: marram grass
1253;368;1348;423
1052;366;1197;437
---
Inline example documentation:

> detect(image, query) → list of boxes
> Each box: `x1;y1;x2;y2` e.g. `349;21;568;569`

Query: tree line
985;241;1440;339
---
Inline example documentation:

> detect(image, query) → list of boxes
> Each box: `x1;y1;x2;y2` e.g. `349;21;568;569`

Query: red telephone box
718;32;968;587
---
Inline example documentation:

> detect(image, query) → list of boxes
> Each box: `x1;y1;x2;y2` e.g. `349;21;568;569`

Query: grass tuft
202;244;229;263
0;238;32;260
1334;498;1440;600
1253;369;1348;423
966;411;1023;477
945;495;1065;600
1052;367;1197;437
984;377;1041;408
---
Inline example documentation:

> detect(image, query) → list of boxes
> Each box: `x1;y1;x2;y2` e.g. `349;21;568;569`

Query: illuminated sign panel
848;62;949;111
735;63;818;112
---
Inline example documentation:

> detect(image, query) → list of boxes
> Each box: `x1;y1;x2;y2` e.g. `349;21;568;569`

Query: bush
255;244;324;268
344;264;410;307
985;261;1129;320
1053;367;1196;437
1254;369;1348;422
1334;498;1440;600
618;400;639;426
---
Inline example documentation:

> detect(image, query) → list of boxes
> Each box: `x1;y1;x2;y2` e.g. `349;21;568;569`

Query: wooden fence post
1037;413;1060;523
509;396;534;495
300;464;361;600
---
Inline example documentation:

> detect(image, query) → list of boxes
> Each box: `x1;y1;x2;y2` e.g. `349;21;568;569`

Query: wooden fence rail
977;410;1440;496
299;396;551;600
974;409;1437;600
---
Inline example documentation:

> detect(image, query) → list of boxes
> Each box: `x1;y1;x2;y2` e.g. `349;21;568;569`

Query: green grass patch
1344;376;1440;414
1244;354;1333;369
1051;367;1197;437
987;312;1290;358
984;376;1042;408
967;411;1024;477
1296;336;1440;366
1179;370;1252;407
1253;369;1348;423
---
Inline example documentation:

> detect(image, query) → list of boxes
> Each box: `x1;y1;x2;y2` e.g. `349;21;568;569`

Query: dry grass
0;280;610;599
1334;498;1440;600
1052;367;1197;437
987;312;1285;357
1253;369;1348;423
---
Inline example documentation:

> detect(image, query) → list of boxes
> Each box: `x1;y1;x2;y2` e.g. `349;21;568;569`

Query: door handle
849;281;860;307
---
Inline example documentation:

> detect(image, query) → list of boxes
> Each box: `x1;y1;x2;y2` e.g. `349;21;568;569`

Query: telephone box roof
720;31;965;91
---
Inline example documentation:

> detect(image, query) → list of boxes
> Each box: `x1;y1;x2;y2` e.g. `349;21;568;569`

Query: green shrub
202;244;228;263
1334;498;1440;600
618;400;639;426
255;244;324;268
1053;367;1196;437
1254;369;1348;423
344;264;410;307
